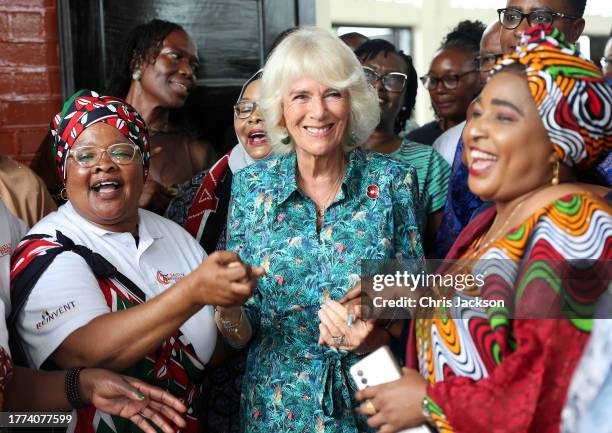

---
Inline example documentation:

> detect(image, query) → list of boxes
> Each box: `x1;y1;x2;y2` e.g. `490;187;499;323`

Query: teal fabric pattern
226;147;425;432
391;139;451;225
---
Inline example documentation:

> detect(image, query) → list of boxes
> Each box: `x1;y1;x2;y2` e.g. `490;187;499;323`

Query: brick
0;14;8;40
0;128;16;155
0;0;53;8
16;126;47;154
2;98;60;126
0;69;49;96
0;41;59;66
42;8;57;40
48;65;60;94
9;12;45;42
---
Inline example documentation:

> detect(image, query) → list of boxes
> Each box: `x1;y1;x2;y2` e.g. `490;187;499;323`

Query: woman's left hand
355;368;428;432
80;369;187;433
318;300;376;352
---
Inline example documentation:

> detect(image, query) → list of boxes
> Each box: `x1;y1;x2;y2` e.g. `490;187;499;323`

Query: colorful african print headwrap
494;25;611;170
50;89;150;184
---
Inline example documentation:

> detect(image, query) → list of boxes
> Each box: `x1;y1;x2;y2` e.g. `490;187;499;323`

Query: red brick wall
0;0;60;165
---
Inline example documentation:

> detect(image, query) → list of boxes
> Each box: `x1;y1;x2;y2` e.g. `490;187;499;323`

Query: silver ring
332;335;344;345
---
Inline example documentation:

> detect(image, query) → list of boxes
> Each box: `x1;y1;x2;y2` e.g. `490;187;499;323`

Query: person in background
10;90;261;433
406;20;485;148
216;27;424;432
340;32;369;51
433;21;502;258
355;26;611;433
0;200;185;433
498;0;585;55
106;19;216;214
0;154;56;226
165;70;271;433
498;0;610;186
355;39;450;253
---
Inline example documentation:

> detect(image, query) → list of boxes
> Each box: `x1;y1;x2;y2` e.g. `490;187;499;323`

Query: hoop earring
551;160;560;186
60;188;68;201
132;69;142;81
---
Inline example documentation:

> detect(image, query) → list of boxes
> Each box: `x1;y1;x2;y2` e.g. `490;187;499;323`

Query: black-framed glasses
601;57;612;71
363;66;408;92
69;143;140;167
475;53;504;72
233;100;260;119
497;8;580;30
420;70;478;90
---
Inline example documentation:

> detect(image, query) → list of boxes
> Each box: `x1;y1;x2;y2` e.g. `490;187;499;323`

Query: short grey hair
260;26;380;154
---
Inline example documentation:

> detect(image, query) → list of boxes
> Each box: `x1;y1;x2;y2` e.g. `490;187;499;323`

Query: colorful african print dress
408;192;611;433
227;148;424;433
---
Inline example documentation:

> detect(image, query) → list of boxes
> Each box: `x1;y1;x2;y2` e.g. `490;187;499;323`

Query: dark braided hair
105;19;185;98
355;39;417;134
439;20;485;55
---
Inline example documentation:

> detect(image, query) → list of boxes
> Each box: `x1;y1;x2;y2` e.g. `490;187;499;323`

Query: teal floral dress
226;148;424;432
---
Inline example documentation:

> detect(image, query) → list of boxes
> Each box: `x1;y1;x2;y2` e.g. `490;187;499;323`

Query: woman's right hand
189;251;264;307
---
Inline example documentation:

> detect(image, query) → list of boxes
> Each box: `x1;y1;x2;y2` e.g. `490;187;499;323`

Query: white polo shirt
433;120;466;166
0;200;27;353
16;202;216;369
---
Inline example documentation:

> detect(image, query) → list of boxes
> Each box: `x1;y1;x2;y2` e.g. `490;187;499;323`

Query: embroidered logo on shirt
156;271;185;285
35;301;76;330
0;243;11;257
366;184;380;200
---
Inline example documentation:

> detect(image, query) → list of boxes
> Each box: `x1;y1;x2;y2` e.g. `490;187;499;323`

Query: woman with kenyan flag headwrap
354;25;611;433
8;90;263;433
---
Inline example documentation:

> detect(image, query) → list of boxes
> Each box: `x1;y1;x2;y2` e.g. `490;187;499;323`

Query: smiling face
234;79;271;160
361;51;407;129
281;76;351;158
463;71;556;203
500;0;585;54
138;30;199;109
66;122;144;232
428;48;481;124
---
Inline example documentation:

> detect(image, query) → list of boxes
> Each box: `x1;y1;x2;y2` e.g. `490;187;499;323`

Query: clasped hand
189;251;264;307
317;283;377;352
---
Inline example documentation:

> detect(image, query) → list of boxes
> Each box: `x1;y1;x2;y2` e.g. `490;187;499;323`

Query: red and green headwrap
494;25;611;170
50;89;150;185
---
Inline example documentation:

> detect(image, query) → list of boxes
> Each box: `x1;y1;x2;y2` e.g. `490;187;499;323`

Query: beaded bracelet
65;366;86;409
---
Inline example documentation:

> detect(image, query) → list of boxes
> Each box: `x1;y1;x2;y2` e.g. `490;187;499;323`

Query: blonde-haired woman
215;27;424;432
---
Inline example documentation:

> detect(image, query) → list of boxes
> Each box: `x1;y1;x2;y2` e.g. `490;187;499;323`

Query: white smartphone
350;346;433;433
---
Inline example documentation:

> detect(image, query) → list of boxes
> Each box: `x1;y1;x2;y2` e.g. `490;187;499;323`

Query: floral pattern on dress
227;148;424;433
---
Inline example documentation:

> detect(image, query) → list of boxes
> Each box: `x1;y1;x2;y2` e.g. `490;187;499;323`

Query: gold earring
551;160;560;186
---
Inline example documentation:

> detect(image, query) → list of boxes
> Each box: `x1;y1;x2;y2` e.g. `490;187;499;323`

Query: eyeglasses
475;53;504;72
420;70;478;90
233;100;261;119
601;57;612;71
363;66;408;92
69;143;140;168
497;8;580;30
